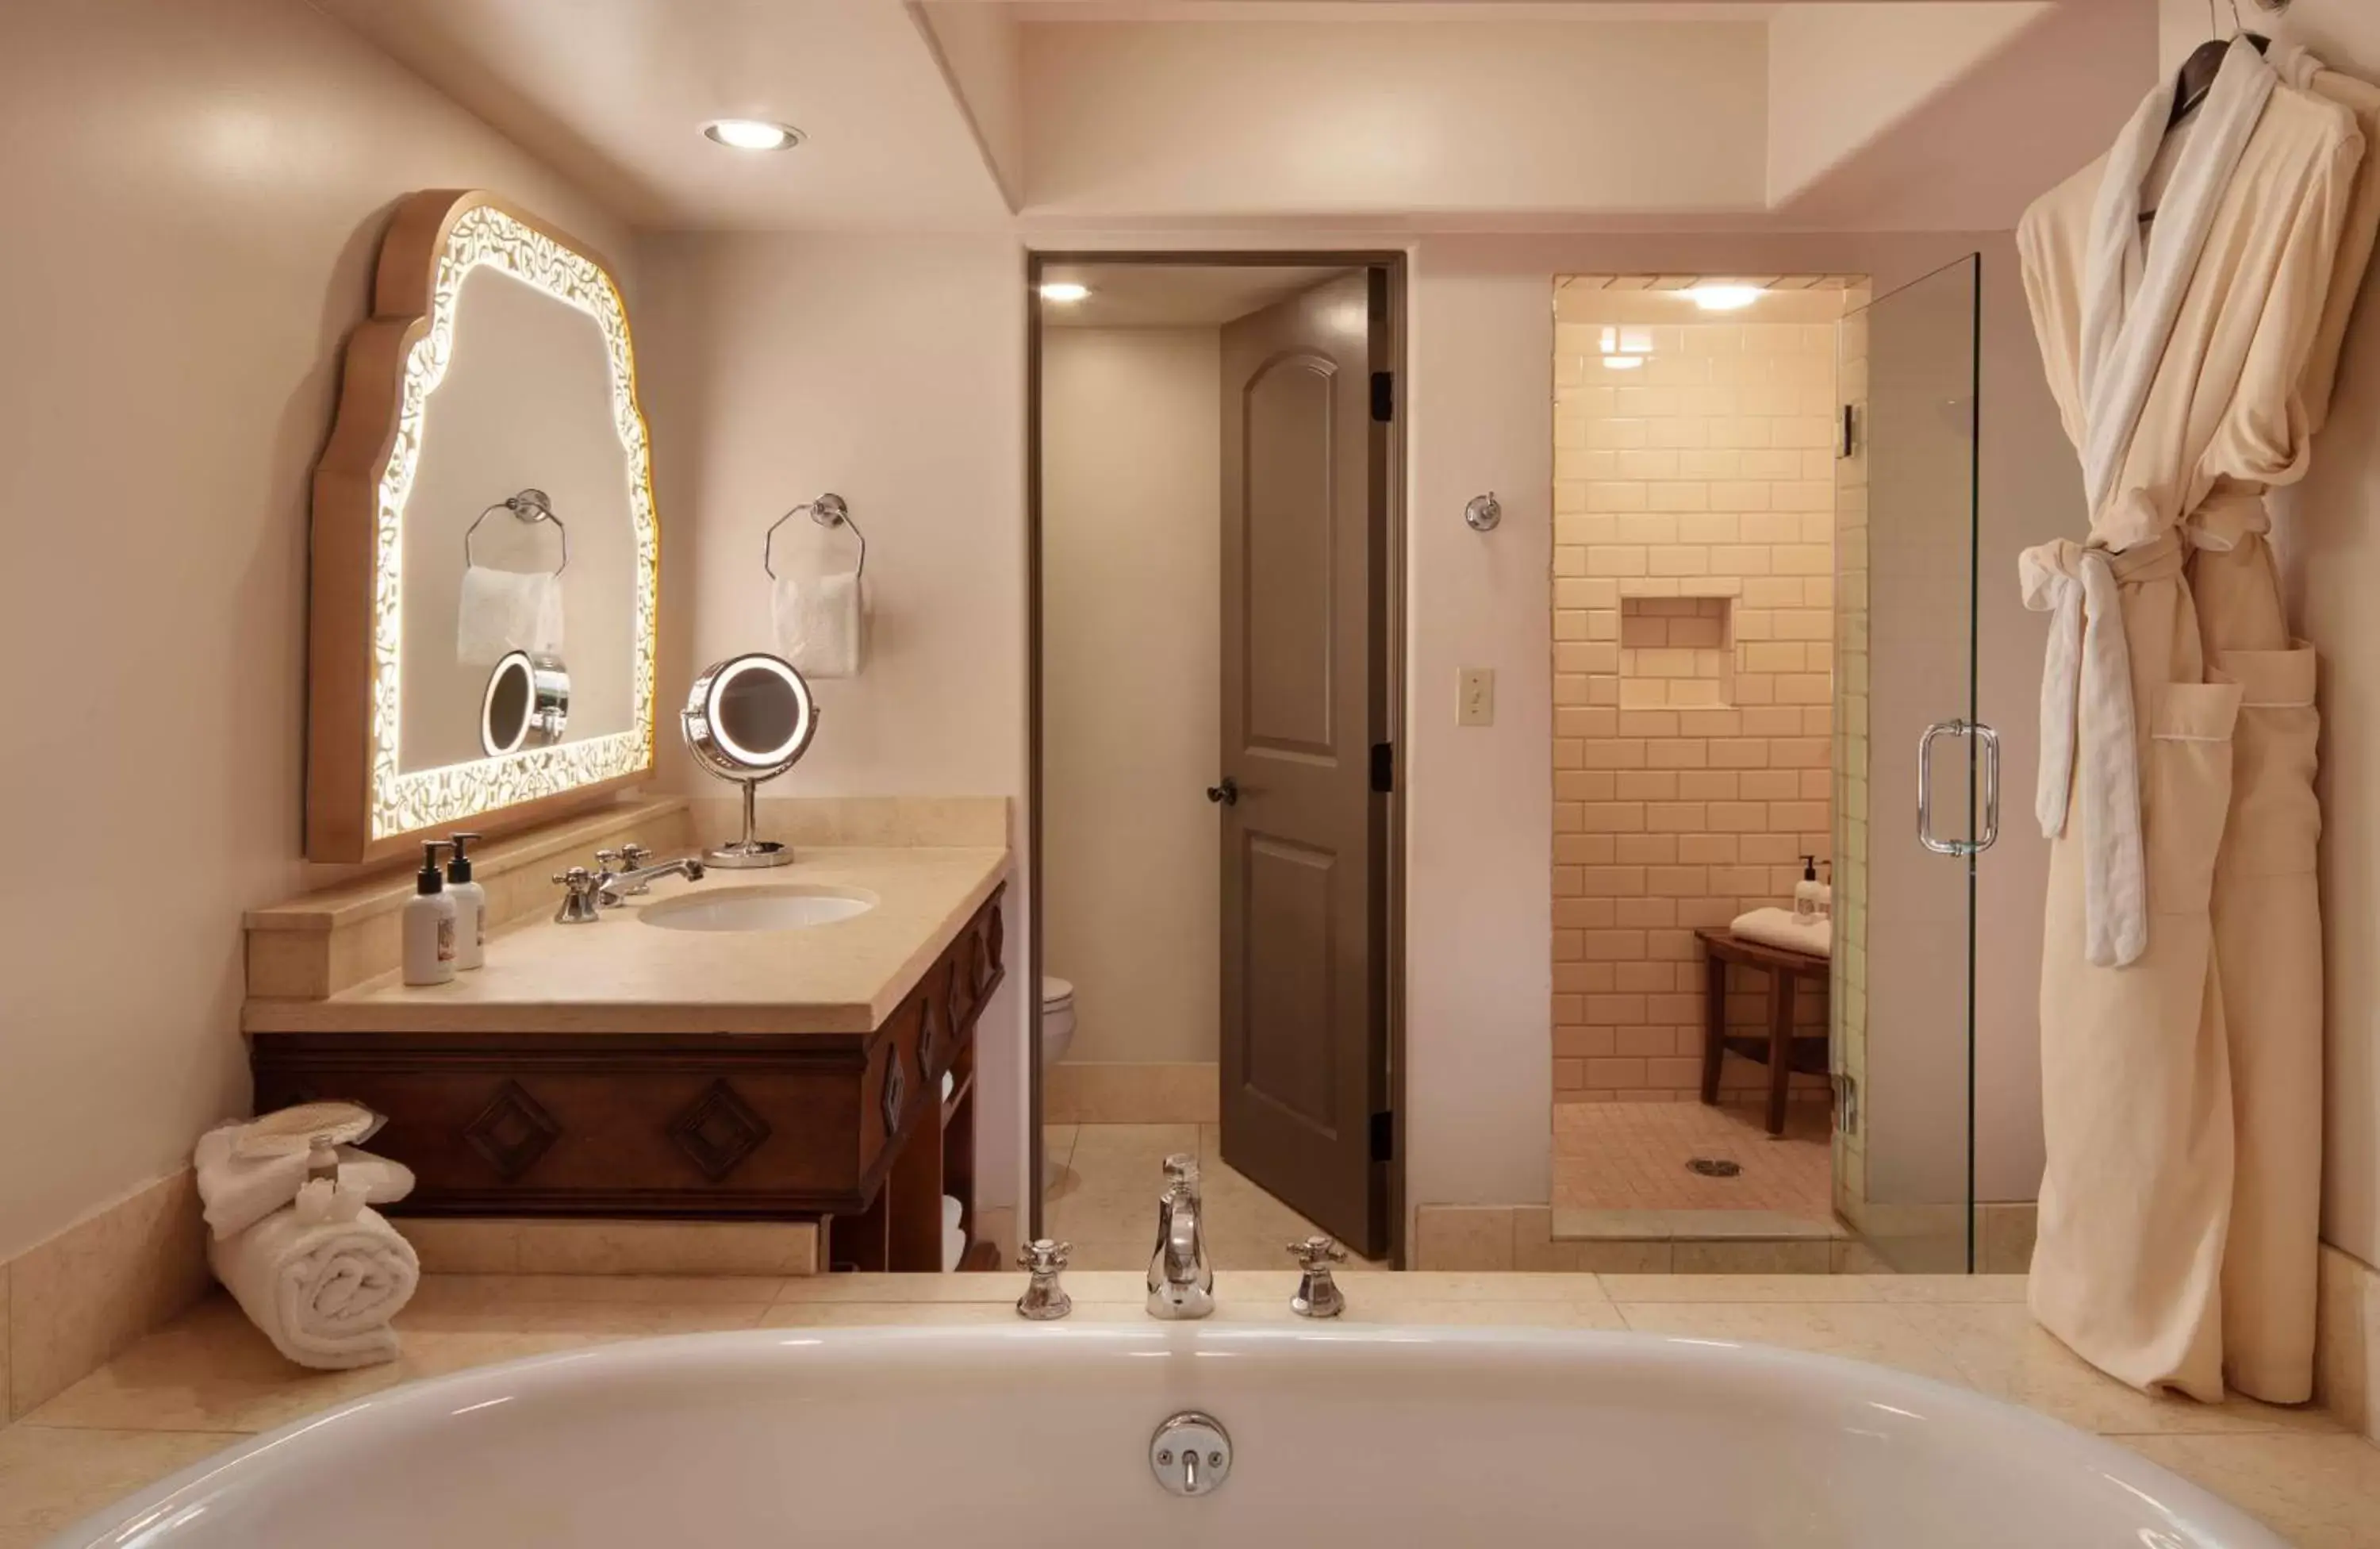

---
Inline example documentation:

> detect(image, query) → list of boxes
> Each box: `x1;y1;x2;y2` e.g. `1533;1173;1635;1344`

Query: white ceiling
1039;263;1353;325
313;0;1011;229
317;0;2143;233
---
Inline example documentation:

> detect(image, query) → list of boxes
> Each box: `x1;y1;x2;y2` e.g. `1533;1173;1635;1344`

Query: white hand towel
457;563;565;667
771;570;863;679
209;1186;420;1370
194;1122;416;1241
941;1224;966;1274
1729;905;1832;959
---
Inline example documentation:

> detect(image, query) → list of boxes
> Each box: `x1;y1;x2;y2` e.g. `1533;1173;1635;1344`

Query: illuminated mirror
306;190;658;862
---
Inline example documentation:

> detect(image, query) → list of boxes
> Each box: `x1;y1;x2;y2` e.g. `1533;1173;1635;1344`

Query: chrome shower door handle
1916;719;2001;857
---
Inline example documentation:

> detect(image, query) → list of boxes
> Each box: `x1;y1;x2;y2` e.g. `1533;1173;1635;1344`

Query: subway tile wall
1550;296;1844;1103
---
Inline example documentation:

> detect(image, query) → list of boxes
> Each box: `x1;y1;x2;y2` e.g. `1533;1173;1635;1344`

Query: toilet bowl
1042;977;1075;1188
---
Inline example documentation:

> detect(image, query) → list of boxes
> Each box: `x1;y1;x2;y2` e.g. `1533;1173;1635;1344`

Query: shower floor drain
1685;1158;1743;1178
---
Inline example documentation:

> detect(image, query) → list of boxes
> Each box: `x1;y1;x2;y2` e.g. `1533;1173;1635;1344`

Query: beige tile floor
1044;1123;1385;1270
1554;1099;1835;1224
2;1271;2375;1547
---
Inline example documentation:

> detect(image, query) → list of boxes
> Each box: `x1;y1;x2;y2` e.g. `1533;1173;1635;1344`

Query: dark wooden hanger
2170;0;2292;131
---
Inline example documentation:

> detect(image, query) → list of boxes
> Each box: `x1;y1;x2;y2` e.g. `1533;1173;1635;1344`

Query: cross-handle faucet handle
593;848;624;871
1288;1235;1347;1269
1163;1152;1202;1190
1288;1235;1348;1319
620;842;653;870
1016;1238;1073;1320
551;866;602;924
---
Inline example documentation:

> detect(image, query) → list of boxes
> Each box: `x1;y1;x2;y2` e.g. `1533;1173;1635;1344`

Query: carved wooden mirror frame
307;190;658;863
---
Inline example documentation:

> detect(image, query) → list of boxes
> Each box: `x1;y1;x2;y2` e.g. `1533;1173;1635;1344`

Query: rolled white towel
771;570;863;679
1729;905;1832;959
194;1123;415;1241
209;1182;420;1370
457;564;564;667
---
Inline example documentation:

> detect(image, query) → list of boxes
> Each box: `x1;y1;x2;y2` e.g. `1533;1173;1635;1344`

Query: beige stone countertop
242;846;1009;1037
4;1271;2377;1548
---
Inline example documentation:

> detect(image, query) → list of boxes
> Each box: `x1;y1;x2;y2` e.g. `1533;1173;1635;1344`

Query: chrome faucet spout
597;855;706;905
1147;1153;1215;1320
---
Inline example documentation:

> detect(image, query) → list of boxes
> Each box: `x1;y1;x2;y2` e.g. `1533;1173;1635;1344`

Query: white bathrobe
2017;38;2378;1403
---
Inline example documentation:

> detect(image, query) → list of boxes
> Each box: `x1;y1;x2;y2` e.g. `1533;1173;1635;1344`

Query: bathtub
56;1324;2282;1547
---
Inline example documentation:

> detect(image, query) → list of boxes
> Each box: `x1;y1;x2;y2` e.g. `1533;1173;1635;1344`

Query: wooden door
1217;270;1387;1256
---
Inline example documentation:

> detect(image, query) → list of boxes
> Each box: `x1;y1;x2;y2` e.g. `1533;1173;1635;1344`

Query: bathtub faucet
1147;1154;1214;1320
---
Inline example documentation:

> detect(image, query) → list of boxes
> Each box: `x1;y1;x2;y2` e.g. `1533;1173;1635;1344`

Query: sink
638;884;878;934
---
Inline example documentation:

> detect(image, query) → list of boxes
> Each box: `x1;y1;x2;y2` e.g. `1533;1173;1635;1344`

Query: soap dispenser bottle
1794;855;1824;924
446;832;486;971
403;840;459;986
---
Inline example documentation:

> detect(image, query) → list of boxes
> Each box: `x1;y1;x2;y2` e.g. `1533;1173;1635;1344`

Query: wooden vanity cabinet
249;887;1007;1274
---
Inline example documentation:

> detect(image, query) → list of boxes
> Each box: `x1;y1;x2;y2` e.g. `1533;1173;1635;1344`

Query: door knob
1206;777;1239;806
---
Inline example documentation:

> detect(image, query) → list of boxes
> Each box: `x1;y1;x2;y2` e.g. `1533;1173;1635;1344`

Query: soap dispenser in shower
1794;855;1824;924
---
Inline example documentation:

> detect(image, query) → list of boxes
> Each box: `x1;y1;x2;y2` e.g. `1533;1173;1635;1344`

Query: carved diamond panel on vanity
668;1080;774;1182
463;1080;561;1179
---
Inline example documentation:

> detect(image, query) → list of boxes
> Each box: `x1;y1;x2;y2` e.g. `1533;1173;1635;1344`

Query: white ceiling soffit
1038;263;1353;325
312;0;1011;229
320;0;2144;233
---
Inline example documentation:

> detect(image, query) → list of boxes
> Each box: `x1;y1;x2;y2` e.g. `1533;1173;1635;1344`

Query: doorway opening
1027;254;1407;1269
1548;267;1981;1273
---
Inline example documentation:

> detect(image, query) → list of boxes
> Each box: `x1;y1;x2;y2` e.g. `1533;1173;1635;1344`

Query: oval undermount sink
638;884;878;934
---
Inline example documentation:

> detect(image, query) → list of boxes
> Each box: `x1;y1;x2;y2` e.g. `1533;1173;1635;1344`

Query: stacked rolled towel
194;1120;422;1370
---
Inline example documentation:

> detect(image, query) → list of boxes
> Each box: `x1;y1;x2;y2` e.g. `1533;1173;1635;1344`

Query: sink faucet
1147;1154;1214;1320
593;848;704;905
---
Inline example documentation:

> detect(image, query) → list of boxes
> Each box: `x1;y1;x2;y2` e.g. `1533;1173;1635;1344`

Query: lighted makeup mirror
479;650;570;757
681;652;818;868
305;189;658;862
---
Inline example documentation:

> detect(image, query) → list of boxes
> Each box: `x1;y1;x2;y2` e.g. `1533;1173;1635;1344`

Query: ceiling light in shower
1687;284;1764;312
1039;282;1092;304
702;119;802;152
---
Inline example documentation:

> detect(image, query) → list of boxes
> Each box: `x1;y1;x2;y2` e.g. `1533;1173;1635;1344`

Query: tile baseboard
396;1217;820;1277
2315;1242;2378;1443
1046;1063;1218;1124
6;1169;209;1420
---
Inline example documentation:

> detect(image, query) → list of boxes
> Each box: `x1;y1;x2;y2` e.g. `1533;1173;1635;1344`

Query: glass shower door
1833;256;1988;1272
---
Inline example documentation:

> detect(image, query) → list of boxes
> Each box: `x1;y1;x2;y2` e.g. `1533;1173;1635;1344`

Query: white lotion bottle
403;840;459;986
1793;855;1823;924
446;831;486;971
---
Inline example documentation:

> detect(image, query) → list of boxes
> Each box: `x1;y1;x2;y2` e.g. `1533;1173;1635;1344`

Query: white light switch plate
1458;667;1495;727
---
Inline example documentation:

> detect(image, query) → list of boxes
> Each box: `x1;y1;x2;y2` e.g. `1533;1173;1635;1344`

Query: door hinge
1369;1110;1395;1162
1370;371;1395;423
1832;1073;1860;1136
1369;741;1394;794
1838;402;1859;459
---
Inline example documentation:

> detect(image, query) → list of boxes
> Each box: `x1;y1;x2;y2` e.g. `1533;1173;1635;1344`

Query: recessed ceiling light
702;119;802;152
1687;284;1764;312
1039;282;1092;304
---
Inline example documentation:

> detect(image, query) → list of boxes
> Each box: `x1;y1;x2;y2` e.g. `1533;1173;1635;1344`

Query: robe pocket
2145;681;2244;918
2212;644;2320;878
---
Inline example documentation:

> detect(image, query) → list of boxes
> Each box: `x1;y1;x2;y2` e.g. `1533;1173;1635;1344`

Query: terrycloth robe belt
2019;532;2186;967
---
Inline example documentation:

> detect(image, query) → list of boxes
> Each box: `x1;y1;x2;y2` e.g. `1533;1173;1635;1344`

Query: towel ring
762;493;864;582
463;489;569;575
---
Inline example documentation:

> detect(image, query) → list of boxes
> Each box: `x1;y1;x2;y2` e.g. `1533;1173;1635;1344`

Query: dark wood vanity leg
830;1195;891;1273
886;1115;947;1273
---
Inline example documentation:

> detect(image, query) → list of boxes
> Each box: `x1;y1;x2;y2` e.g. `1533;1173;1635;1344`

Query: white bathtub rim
47;1323;2286;1549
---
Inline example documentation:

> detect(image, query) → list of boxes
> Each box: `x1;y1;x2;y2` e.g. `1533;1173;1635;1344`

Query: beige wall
2151;0;2380;1268
1040;328;1222;1067
0;0;632;1262
634;233;1031;1217
1548;298;1837;1103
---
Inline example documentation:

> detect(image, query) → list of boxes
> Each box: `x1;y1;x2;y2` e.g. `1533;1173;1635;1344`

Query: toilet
1042;977;1075;1186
